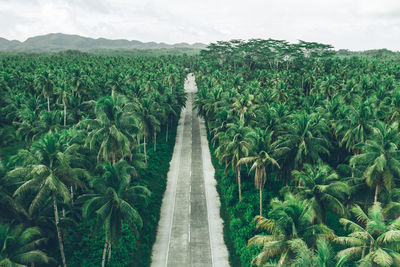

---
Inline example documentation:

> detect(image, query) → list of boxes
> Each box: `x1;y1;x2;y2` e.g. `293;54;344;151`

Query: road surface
151;73;230;267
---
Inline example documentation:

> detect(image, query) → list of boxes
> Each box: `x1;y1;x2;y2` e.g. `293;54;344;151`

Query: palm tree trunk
144;136;147;164
154;131;157;151
137;134;141;152
52;193;67;267
47;97;50;112
101;235;108;267
112;153;116;165
63;104;67;126
374;184;379;203
166;119;169;142
259;187;263;216
107;241;112;262
70;186;74;204
237;168;242;202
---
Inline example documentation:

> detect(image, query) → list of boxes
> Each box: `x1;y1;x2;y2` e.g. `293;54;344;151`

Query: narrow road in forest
151;73;229;267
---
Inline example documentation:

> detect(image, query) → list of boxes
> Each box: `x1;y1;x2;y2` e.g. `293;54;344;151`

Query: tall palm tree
231;91;256;122
11;132;86;267
80;160;150;267
34;70;54;112
350;122;400;203
335;203;400;266
55;73;71;127
276;112;330;184
132;97;160;164
292;163;350;224
105;70;126;96
238;130;280;216
248;193;332;266
0;223;52;266
70;67;91;98
216;120;253;201
334;99;375;153
80;95;138;164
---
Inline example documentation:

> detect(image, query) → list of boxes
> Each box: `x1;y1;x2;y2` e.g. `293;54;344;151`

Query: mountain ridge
0;33;207;52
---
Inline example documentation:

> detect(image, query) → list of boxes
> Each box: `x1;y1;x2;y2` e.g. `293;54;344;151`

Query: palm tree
334;99;375;153
350;122;400;203
238;130;280;216
80;95;138;164
216;120;253;201
0;161;27;222
335;203;400;266
133;97;160;164
80;160;150;267
70;67;91;98
231;91;256;122
55;74;71;126
248;193;332;266
290;238;347;267
276;112;330;184
11;132;86;267
292;163;350;224
34;70;54;112
0;223;52;266
105;70;126;96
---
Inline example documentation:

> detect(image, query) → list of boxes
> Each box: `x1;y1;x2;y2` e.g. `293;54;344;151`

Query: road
151;73;230;267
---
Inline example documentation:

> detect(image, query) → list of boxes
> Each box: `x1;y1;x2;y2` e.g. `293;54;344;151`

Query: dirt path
151;73;229;267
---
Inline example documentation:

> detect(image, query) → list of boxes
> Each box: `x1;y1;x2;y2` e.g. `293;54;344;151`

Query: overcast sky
0;0;399;51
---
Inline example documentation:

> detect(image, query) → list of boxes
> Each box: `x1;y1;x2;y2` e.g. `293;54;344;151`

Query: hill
0;33;207;52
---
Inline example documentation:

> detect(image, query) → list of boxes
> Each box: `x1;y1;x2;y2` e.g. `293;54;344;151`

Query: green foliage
0;52;187;266
196;38;400;266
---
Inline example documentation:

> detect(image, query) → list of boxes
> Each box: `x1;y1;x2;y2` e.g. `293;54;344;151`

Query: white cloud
0;0;399;50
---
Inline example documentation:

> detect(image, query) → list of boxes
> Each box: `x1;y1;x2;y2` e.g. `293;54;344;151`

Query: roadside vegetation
0;53;187;266
194;39;400;267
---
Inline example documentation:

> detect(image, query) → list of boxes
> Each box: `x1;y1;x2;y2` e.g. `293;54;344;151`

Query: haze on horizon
0;0;399;51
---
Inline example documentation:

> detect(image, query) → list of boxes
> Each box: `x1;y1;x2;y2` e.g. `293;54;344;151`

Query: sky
0;0;399;51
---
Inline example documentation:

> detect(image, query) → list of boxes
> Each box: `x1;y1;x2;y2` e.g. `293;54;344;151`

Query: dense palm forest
193;39;400;266
0;53;187;266
2;39;400;267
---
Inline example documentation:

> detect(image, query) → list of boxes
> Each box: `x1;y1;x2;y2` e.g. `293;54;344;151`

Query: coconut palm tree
80;95;138;164
216;120;253;201
275;112;330;184
0;223;52;266
350;121;400;203
80;160;150;267
11;131;86;267
290;238;348;267
231;91;256;122
132;97;160;164
248;194;332;266
0;161;27;222
238;129;280;216
34;70;54;112
335;203;400;266
55;73;71;127
292;163;350;224
334;99;375;153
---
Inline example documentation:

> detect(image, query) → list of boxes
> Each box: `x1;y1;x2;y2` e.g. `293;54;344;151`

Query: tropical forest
1;38;400;267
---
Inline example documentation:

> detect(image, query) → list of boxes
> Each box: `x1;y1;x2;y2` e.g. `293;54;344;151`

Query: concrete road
151;74;229;267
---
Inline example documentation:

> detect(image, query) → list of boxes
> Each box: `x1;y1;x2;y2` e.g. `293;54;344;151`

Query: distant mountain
0;33;207;52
